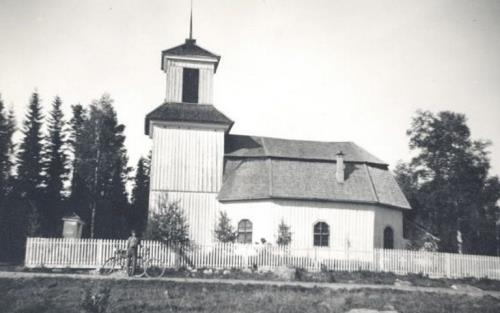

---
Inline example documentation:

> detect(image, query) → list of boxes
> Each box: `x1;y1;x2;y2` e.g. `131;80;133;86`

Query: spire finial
189;0;193;40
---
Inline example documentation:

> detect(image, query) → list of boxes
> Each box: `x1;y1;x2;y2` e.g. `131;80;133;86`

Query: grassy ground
1;276;499;313
152;267;500;291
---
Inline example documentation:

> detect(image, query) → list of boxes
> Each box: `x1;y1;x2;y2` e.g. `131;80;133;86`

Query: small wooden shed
62;213;85;239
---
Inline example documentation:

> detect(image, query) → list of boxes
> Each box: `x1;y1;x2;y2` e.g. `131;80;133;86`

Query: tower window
182;68;199;103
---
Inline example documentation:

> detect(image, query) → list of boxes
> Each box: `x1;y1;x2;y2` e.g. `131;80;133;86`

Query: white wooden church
145;32;411;251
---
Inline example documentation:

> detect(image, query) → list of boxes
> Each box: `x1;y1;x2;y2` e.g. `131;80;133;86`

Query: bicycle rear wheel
100;257;119;275
144;258;167;278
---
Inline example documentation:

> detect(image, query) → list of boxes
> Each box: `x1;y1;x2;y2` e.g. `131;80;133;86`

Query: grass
150;266;500;291
0;276;499;313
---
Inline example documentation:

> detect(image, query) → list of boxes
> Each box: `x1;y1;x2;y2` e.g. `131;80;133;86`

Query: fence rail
24;237;500;279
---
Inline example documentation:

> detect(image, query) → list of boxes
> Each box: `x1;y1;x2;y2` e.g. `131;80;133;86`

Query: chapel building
145;34;411;251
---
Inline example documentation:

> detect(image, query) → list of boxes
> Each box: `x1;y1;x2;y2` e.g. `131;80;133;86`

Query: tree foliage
0;95;17;261
0;95;15;199
214;211;237;243
276;219;292;246
396;110;500;255
68;95;130;238
16;92;44;200
68;104;91;231
144;197;190;247
0;91;141;259
41;96;68;236
16;92;45;236
129;155;150;236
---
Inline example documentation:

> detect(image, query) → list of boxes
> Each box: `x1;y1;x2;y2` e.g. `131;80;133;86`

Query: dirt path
1;271;499;298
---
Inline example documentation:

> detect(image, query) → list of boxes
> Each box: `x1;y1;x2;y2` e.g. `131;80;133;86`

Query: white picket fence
24;237;500;279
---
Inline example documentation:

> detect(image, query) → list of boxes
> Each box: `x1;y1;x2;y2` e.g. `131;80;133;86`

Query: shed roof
145;102;233;135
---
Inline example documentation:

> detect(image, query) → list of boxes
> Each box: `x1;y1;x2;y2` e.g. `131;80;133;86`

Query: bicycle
100;246;168;278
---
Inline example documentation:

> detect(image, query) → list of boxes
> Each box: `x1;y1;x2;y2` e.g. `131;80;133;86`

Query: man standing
126;230;140;276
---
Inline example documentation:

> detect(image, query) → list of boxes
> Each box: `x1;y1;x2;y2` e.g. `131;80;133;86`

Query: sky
1;0;500;177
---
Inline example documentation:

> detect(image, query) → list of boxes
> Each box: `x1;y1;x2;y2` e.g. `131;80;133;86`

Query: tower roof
145;102;233;135
161;39;221;72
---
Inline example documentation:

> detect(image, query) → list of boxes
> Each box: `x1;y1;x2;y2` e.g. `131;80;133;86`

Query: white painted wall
150;125;225;193
373;206;404;249
148;123;405;250
220;200;376;251
149;190;220;245
149;186;404;250
148;124;226;244
163;58;215;104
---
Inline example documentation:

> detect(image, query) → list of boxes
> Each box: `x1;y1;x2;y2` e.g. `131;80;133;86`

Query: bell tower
160;11;220;105
145;11;232;245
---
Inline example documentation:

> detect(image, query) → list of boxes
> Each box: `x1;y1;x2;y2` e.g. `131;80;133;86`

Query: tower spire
189;0;193;40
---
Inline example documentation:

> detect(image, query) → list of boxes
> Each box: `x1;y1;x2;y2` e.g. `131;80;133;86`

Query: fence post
445;253;451;278
97;240;103;266
24;237;31;267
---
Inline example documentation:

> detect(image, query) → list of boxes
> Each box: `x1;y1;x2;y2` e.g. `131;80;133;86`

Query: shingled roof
225;135;387;165
145;102;233;135
161;39;221;72
219;135;410;210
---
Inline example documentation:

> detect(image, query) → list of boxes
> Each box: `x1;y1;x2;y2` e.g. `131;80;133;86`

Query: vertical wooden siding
150;126;225;193
221;200;376;250
164;59;214;104
150;191;220;245
164;61;182;103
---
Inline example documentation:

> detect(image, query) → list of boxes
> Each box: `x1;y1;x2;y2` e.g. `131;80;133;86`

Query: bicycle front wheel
100;257;119;275
144;258;167;278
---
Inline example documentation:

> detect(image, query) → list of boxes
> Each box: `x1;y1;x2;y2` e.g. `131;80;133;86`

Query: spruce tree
0;95;16;261
41;96;68;236
16;92;44;236
0;95;16;199
130;155;150;235
68;104;92;231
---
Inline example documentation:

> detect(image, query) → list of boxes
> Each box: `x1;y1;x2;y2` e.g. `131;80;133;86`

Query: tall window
313;222;329;247
383;226;394;249
182;68;199;103
237;219;253;244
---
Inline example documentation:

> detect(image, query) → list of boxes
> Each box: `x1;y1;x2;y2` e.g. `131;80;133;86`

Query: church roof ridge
224;134;387;166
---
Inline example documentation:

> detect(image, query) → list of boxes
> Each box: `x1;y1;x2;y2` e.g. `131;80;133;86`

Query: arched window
237;219;253;244
313;222;329;247
383;226;394;249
